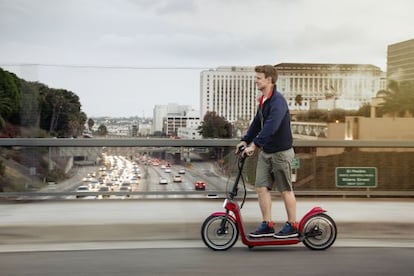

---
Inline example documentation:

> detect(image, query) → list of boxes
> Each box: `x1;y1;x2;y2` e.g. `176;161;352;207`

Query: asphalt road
1;246;413;276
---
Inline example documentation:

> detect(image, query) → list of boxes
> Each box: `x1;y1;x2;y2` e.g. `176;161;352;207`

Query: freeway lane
131;160;238;199
48;156;232;200
1;247;413;276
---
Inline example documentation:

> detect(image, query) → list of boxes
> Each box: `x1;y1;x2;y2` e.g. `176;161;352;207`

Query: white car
159;177;168;185
76;185;89;198
173;175;182;183
178;169;185;174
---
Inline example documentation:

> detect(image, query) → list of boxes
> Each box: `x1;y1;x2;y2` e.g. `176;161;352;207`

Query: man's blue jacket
241;86;293;153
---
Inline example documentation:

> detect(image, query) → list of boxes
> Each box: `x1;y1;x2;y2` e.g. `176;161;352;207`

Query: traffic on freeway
73;153;235;199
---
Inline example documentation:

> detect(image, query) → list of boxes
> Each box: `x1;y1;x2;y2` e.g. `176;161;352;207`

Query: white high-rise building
200;66;258;123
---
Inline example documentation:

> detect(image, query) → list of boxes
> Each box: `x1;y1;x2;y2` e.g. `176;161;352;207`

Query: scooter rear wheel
201;215;239;251
302;213;337;250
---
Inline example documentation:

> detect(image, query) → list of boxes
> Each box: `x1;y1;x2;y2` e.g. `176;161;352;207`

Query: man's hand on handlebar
235;141;256;157
243;143;257;157
235;141;247;154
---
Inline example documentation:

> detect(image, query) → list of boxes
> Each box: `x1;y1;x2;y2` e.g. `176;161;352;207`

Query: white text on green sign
335;167;377;188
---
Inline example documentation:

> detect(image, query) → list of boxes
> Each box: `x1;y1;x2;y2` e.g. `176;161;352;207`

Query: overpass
1;138;414;199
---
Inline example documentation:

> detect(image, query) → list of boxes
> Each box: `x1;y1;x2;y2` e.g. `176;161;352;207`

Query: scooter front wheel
201;214;239;251
302;213;337;250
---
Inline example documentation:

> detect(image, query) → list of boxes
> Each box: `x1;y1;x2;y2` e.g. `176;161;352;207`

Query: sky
1;0;413;118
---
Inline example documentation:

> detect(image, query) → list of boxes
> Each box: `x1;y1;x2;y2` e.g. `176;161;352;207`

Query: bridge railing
291;122;328;138
1;138;414;199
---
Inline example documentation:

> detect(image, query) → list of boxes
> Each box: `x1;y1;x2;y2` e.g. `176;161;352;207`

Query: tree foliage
0;68;21;128
87;118;95;131
0;92;11;128
0;67;87;137
19;80;40;127
97;124;108;136
294;94;303;106
198;111;232;138
295;109;356;123
379;80;414;117
354;103;372;117
36;85;86;137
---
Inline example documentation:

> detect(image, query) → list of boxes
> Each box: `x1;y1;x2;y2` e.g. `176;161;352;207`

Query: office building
200;66;258;123
152;103;200;136
387;38;414;83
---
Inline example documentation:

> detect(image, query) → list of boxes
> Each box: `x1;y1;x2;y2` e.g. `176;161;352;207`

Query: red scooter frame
201;150;337;251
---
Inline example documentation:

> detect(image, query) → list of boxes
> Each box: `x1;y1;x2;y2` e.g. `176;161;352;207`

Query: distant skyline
1;0;413;118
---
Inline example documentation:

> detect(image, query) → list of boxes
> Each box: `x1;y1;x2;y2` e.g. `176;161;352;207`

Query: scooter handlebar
236;145;246;155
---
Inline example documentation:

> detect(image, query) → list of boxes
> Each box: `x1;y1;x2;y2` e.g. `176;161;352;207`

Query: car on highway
159;177;168;185
173;175;182;183
120;182;132;192
76;185;89;198
178;169;185;174
118;186;131;197
164;168;172;173
97;186;110;198
194;180;206;190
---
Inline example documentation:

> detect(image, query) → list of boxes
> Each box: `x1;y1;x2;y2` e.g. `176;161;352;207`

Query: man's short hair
255;65;278;84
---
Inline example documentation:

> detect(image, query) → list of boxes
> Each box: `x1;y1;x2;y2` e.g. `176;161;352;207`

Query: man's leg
274;190;298;238
257;186;272;221
248;186;275;238
281;190;296;223
249;151;275;238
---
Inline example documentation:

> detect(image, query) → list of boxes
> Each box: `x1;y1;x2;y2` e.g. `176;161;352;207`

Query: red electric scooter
201;147;337;251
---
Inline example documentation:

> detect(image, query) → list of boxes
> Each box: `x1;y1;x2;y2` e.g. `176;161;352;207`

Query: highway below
47;155;238;200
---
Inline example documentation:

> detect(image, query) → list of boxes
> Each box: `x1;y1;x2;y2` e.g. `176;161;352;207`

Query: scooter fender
298;206;326;233
210;211;237;224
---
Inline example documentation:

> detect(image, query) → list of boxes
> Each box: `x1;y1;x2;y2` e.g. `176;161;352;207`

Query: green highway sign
336;167;377;188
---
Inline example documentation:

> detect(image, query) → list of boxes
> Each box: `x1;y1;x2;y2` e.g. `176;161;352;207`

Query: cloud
1;0;414;117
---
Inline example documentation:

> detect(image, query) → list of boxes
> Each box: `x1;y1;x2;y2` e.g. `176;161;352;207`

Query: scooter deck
243;235;301;246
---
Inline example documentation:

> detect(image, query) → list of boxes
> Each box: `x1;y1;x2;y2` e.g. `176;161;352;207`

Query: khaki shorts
255;148;295;192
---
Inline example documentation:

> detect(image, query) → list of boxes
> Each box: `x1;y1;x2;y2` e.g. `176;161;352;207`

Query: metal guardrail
1;138;414;199
1;138;414;148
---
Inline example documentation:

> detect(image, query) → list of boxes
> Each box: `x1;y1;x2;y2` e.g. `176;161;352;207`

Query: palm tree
87;118;95;131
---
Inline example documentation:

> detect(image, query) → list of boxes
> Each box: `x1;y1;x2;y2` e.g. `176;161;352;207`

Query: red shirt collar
259;86;274;108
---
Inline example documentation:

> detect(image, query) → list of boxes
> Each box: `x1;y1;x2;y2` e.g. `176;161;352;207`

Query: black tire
201;215;239;251
302;213;337;250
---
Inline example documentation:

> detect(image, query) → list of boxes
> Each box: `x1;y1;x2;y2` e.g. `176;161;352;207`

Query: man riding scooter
237;64;297;239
